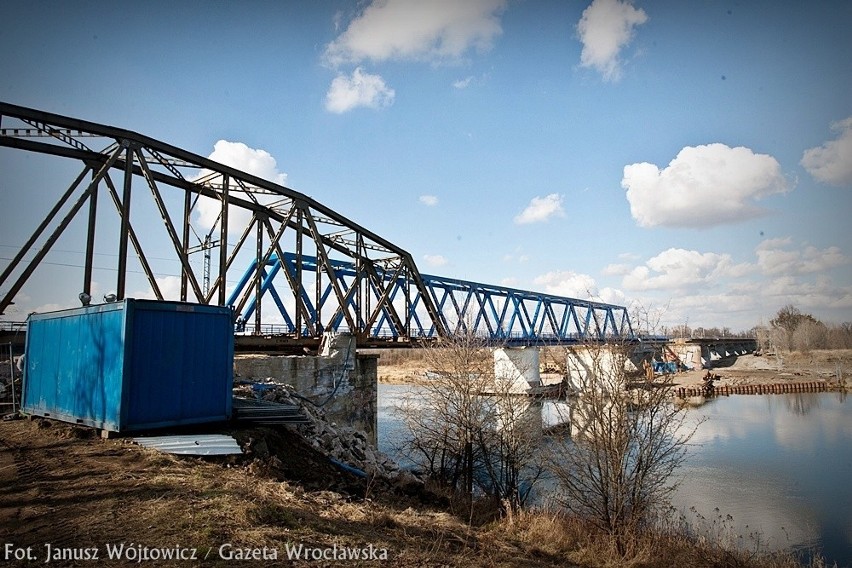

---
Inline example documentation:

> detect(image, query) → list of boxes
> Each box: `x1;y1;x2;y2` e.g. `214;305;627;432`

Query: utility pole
188;235;219;298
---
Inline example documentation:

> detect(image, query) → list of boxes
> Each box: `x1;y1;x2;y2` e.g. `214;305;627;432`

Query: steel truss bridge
0;102;633;346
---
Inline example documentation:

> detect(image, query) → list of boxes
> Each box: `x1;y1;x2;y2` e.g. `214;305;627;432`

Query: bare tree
792;319;828;352
550;340;696;555
827;322;852;349
770;304;820;352
394;330;546;513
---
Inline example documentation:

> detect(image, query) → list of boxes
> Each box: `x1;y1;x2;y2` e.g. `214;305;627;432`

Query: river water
377;385;852;567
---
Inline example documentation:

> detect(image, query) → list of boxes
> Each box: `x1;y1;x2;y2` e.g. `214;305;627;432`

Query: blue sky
1;0;850;332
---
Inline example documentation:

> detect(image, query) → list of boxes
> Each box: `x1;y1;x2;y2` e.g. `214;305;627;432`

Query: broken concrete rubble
241;381;423;491
233;333;378;444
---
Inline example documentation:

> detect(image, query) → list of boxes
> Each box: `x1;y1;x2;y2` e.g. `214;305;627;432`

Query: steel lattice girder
0;102;444;338
232;253;634;344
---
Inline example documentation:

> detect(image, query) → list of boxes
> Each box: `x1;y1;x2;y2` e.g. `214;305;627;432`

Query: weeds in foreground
486;504;836;568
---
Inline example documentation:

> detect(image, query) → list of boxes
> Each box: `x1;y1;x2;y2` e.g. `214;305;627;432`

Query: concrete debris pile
246;381;423;490
0;356;21;401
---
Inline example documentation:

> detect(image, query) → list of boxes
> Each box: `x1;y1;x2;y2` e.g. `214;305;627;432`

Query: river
377;385;852;567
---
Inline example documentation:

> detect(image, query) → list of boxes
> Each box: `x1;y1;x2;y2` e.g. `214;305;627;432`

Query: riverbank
373;348;852;391
0;417;829;568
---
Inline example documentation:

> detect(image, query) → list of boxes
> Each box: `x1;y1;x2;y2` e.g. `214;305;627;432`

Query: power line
0;244;183;264
0;256;244;286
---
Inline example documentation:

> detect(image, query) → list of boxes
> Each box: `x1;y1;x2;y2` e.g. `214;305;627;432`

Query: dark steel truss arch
0;102;445;341
0;102;633;345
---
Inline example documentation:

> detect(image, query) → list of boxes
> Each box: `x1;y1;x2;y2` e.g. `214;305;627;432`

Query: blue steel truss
229;253;633;344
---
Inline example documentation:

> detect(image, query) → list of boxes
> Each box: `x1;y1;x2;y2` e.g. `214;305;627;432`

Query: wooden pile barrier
675;381;828;398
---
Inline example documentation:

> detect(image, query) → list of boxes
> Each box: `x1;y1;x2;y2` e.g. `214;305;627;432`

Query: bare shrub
792;320;828;352
394;330;546;514
549;341;697;556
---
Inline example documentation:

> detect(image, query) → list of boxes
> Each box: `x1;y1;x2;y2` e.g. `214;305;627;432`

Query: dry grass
486;506;836;568
1;417;836;568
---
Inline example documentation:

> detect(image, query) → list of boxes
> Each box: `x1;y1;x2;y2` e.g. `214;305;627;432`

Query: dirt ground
0;417;569;568
670;349;851;390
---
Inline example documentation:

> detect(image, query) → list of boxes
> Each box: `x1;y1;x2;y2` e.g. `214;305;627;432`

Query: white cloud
514;193;565;225
453;76;474;89
195;140;288;232
325;67;395;113
323;0;507;67
423;254;448;267
598;287;627;305
758;276;852;311
419;194;439;206
756;238;849;276
577;0;648;82
617;240;852;330
622;143;790;228
622;248;749;291
801;116;852;186
601;263;631;276
131;276;183;301
207;140;287;186
534;270;599;300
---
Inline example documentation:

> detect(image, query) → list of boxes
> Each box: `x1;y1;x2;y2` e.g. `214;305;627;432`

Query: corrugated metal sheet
134;434;242;456
232;397;308;425
23;299;234;432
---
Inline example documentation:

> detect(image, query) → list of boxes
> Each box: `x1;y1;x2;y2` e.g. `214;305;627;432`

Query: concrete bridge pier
493;347;541;394
564;345;638;393
233;332;379;444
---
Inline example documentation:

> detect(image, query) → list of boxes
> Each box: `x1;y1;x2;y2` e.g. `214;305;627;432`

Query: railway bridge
0;102;632;349
0;104;759;442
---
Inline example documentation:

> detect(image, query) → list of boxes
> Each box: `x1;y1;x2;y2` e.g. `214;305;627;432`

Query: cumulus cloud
534;270;598;299
324;0;507;67
601;263;631;276
622;143;790;228
756;238;849;276
423;254;448;267
325;67;395;113
598;287;627;305
577;0;648;82
532;271;626;305
622;248;750;291
206;140;287;185
801;117;852;186
419;194;439;206
196;140;288;232
514;193;565;225
615;239;852;329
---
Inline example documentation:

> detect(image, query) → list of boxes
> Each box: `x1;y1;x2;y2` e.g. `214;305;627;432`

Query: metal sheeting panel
134;434;242;456
232;397;308;424
23;303;126;431
123;301;234;429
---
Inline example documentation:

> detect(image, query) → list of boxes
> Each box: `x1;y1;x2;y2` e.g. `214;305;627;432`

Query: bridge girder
231;253;634;345
0;102;633;345
0;102;445;339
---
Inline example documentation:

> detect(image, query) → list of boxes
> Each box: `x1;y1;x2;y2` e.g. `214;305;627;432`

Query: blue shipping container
23;299;234;432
